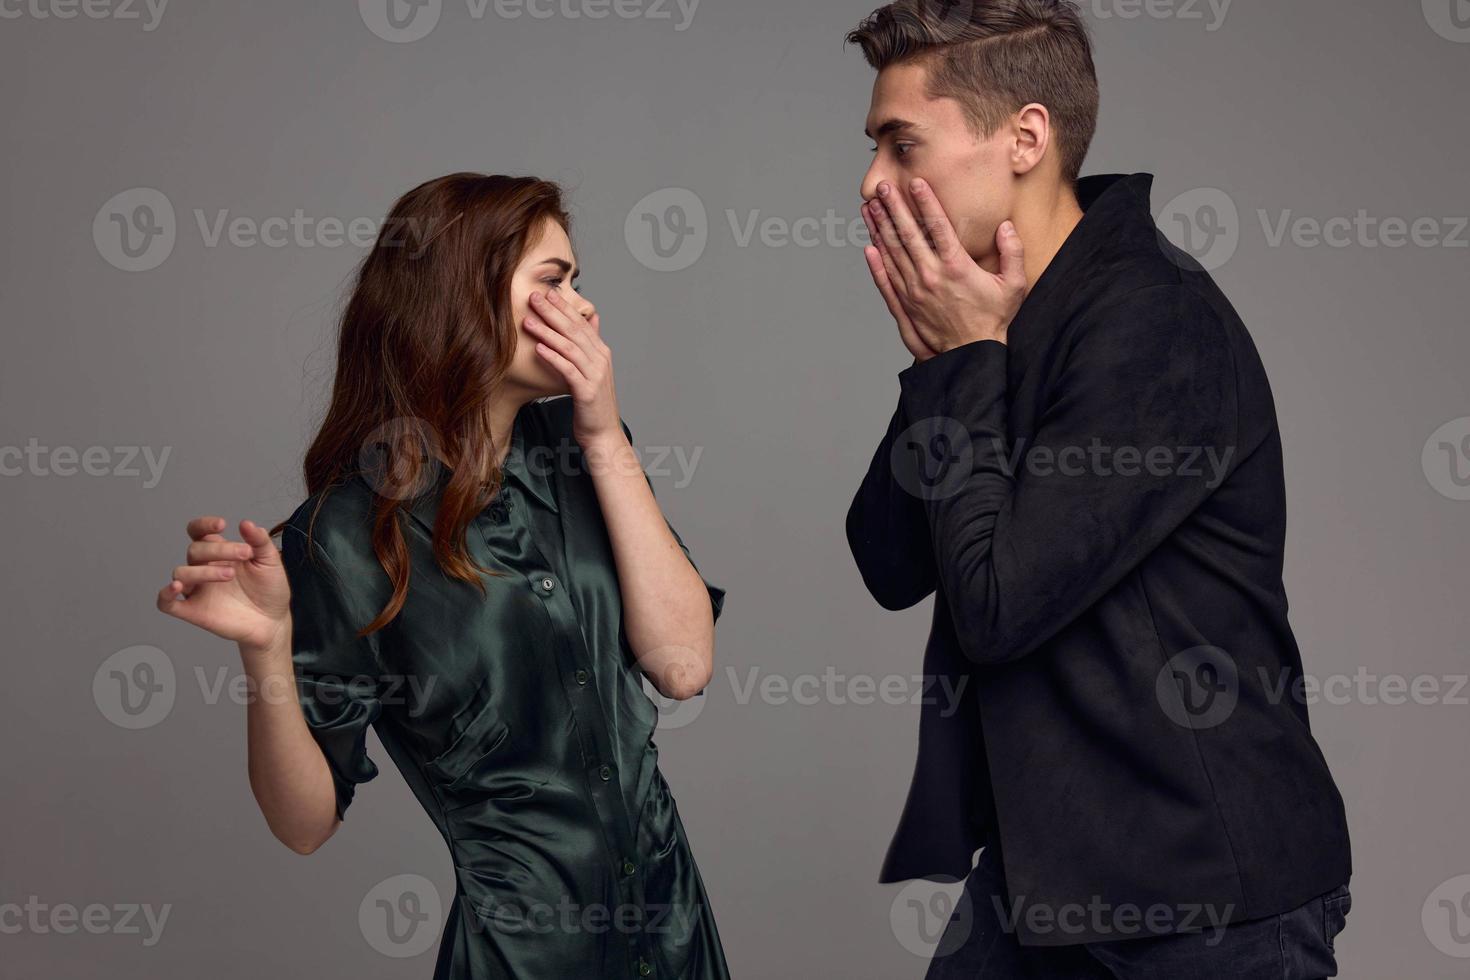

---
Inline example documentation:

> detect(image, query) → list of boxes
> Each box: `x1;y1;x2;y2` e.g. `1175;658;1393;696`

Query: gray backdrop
3;1;1469;977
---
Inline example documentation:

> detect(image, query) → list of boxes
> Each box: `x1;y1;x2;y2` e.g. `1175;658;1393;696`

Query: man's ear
1010;103;1052;177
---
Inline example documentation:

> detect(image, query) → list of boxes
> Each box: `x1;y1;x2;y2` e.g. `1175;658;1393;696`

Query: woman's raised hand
155;517;290;653
524;290;623;451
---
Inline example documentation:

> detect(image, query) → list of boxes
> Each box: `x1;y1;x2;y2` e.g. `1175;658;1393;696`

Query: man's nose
860;164;884;204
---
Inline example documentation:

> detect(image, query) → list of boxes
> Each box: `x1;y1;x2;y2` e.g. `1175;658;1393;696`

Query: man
843;1;1353;976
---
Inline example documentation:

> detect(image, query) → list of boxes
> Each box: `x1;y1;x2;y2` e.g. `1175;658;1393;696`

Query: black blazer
847;173;1351;946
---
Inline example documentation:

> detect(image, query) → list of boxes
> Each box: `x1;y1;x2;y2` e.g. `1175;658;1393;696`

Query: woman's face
502;218;597;398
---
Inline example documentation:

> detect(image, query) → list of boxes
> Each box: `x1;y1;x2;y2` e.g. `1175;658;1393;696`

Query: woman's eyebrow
538;257;578;278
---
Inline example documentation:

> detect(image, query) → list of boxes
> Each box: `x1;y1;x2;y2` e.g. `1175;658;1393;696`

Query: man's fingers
863;245;907;322
996;220;1026;288
866;197;919;288
863;203;910;292
910;179;964;263
865;247;932;359
876;183;934;271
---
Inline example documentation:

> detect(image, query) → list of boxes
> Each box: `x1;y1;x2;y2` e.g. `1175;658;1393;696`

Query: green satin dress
280;397;731;979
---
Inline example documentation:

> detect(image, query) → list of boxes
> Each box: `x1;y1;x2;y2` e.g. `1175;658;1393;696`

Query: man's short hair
847;0;1100;184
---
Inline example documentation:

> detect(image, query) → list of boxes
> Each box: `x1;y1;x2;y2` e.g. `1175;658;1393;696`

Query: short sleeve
280;523;385;820
619;417;727;625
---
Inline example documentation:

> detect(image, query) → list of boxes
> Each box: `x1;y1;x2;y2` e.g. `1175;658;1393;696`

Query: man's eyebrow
864;117;921;140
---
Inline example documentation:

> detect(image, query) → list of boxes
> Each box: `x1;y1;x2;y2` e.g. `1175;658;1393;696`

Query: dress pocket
423;699;511;793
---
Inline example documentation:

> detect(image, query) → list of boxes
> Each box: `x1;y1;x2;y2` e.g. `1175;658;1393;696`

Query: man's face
861;61;1016;263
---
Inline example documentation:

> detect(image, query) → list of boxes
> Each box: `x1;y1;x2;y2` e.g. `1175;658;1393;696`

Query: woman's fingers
187;540;253;566
238;519;280;565
172;563;237;588
532;341;586;394
156;581;214;625
534;291;606;360
187;515;228;543
524;314;591;377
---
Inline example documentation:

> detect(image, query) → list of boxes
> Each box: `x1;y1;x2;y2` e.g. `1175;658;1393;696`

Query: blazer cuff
897;339;1009;420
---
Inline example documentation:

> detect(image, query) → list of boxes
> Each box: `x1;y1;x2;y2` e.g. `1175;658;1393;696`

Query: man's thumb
996;220;1026;286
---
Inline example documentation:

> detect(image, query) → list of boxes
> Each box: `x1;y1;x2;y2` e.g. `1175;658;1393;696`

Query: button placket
525;560;654;966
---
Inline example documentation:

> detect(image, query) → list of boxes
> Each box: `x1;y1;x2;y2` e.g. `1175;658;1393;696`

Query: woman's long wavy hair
279;173;571;635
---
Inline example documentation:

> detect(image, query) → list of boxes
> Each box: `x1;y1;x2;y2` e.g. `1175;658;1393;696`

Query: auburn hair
277;172;571;634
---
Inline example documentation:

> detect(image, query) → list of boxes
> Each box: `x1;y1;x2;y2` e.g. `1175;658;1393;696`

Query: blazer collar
1005;172;1158;374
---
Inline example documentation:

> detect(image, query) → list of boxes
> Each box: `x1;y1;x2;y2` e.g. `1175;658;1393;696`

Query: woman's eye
542;277;564;288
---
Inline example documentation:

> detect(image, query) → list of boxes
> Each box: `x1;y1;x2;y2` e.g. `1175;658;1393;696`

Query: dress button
622;859;637;876
599;764;613;781
575;668;589;685
540;576;556;593
638;961;652;977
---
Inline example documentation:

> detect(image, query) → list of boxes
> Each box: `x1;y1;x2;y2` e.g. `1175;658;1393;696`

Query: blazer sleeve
897;284;1240;666
280;522;386;820
845;393;940;611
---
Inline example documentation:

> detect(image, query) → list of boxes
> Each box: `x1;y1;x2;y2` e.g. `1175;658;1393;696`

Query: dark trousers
924;844;1351;980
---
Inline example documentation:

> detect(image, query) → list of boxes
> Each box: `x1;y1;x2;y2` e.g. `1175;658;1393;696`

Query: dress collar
397;404;560;533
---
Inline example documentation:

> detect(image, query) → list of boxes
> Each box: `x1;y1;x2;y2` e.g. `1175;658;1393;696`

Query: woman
155;173;731;979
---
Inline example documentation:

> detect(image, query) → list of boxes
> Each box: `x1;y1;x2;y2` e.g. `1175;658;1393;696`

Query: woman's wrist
238;620;292;664
581;431;641;479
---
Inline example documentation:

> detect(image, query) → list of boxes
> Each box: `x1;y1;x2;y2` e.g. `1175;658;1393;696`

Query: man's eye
896;143;915;158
